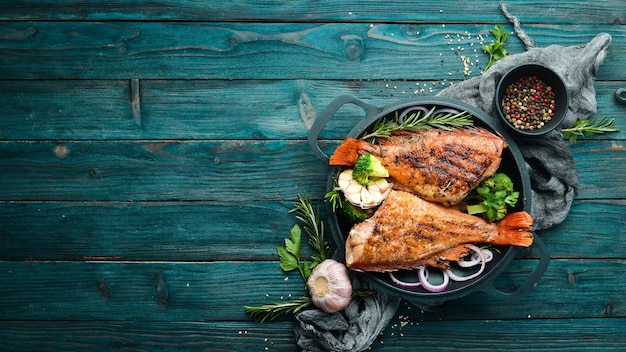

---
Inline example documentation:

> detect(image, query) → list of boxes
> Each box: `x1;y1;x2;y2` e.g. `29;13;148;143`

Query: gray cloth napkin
295;5;612;351
438;30;611;230
293;274;401;352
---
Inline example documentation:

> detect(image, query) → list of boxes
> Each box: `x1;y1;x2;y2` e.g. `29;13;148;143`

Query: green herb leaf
277;225;302;273
562;116;620;142
277;246;299;272
285;225;301;258
482;25;510;71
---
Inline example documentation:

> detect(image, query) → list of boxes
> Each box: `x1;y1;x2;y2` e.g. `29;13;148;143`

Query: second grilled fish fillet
330;128;505;205
345;190;533;272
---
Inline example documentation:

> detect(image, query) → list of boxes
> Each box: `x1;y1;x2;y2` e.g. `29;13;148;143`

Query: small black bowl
495;64;568;136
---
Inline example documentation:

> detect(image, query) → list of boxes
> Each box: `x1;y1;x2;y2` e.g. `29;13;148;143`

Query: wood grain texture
0;200;622;262
0;22;623;80
0;318;625;351
0;201;305;261
0;0;624;350
1;0;624;24
0;140;329;201
1;79;623;140
0;259;623;322
0;140;623;201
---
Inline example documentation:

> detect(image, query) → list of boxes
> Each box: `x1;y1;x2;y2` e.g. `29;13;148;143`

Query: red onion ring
432;107;462;116
398;106;431;124
457;247;493;267
387;247;494;292
481;248;494;263
388;271;422;288
418;266;449;292
445;245;487;282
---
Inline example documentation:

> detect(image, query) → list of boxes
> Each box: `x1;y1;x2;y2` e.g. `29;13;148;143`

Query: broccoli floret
465;172;520;222
482;172;514;193
352;154;389;186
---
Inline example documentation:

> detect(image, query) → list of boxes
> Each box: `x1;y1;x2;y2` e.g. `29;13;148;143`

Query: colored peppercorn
501;75;555;131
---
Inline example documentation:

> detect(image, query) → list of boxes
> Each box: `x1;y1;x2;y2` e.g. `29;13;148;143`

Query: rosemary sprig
289;195;329;265
244;296;312;323
360;107;474;142
562;116;620;142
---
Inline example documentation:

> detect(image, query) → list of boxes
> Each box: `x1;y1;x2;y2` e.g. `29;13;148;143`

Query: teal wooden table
1;1;625;350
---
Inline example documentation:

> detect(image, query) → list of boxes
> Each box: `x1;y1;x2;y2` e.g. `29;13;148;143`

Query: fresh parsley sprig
482;25;510;71
562;116;620;142
360;107;474;142
276;225;311;280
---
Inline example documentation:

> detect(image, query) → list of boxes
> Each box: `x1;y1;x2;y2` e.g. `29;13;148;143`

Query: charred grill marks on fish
330;127;506;205
345;190;533;272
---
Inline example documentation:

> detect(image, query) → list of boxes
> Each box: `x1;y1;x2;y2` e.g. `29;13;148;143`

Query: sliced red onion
456;255;481;268
388;271;422;288
398;106;430;124
418;266;449;293
433;107;462;116
387;247;495;292
457;247;494;267
481;248;494;263
445;245;486;282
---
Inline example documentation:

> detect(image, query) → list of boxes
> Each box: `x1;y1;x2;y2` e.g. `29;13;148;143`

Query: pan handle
307;95;378;162
481;235;550;302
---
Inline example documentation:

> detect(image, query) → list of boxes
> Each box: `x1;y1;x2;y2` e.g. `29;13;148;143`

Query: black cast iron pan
308;95;550;308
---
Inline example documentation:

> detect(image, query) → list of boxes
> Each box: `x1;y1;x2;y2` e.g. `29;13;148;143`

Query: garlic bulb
337;169;392;209
307;259;352;313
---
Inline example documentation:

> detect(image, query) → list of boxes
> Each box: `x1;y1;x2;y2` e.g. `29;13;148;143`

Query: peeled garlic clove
337;170;352;189
360;188;374;205
307;259;352;313
370;188;383;204
345;183;361;195
336;169;391;209
344;192;362;207
372;178;391;192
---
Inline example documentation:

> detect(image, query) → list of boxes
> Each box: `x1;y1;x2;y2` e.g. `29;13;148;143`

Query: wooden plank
0;22;623;80
538;200;626;258
0;140;623;201
0;200;622;261
0;80;133;140
0;259;623;322
572;141;626;200
375;317;626;351
0;200;311;261
0;318;625;351
0;321;298;352
1;0;624;24
0;140;329;201
0;79;623;141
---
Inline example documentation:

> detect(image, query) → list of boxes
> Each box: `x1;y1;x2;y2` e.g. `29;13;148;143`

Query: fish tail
494;211;534;247
329;137;370;166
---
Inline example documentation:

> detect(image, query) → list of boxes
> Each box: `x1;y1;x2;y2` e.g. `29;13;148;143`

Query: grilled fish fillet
345;190;533;272
329;128;505;205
